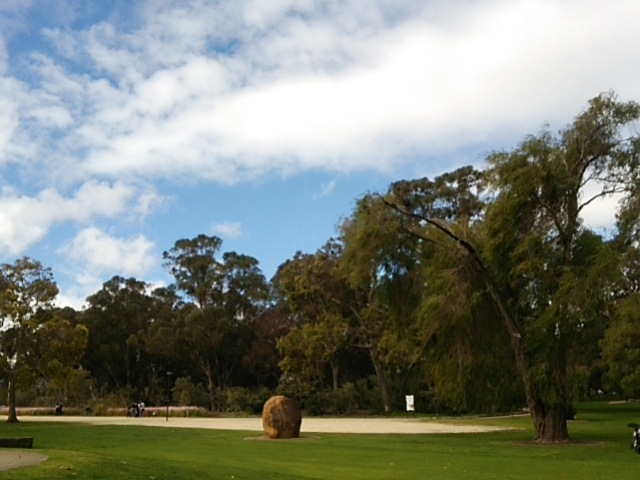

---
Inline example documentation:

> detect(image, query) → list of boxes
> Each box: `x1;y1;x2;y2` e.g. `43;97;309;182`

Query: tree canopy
0;258;87;422
379;92;640;442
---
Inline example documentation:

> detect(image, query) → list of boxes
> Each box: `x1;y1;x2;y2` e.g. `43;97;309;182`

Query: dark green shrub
223;387;273;414
172;377;209;408
0;437;33;448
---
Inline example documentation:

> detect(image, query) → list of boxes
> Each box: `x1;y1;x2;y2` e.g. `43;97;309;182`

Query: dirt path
0;451;48;472
19;415;508;434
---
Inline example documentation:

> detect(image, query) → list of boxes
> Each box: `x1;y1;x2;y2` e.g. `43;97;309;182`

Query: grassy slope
1;402;639;479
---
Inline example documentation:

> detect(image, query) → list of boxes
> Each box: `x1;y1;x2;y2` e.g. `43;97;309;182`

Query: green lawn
2;402;640;479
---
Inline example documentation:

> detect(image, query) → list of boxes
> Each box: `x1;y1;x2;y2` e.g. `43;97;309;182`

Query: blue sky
1;0;639;308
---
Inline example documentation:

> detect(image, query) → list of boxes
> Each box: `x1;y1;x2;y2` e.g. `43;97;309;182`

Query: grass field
1;402;640;479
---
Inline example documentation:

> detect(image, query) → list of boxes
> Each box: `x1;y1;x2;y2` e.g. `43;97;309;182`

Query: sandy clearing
18;415;509;434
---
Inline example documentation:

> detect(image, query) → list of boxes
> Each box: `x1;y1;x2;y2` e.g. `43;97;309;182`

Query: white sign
405;395;415;412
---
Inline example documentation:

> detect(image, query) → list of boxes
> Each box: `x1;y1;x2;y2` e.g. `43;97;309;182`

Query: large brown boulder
262;395;302;439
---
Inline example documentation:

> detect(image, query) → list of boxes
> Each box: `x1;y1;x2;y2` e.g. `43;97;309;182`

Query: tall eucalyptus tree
0;258;86;422
82;276;167;400
162;235;269;410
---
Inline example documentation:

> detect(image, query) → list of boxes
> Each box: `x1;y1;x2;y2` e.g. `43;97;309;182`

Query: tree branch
381;195;535;408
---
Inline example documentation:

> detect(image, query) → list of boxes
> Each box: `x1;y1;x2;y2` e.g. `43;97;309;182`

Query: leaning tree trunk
458;237;571;442
6;377;18;423
486;284;571;443
443;230;571;442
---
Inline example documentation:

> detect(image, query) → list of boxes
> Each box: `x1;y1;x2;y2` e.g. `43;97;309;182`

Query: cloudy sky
0;0;639;308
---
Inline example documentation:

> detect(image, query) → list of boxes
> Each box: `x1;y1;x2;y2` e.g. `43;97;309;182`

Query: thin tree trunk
330;361;339;392
371;356;392;413
7;377;18;423
205;362;219;412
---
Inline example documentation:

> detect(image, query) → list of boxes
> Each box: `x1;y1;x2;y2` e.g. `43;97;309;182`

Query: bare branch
578;187;625;213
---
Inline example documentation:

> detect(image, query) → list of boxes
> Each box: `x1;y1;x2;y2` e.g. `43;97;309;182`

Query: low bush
223;386;273;414
0;437;33;448
173;377;210;408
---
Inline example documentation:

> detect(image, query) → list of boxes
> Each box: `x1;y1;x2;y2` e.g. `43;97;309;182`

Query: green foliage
0;258;82;421
162;234;270;411
508;95;635;399
276;374;385;415
83;392;131;416
172;377;210;408
81;276;170;402
162;234;224;308
375;92;640;441
274;241;372;400
222;386;273;414
601;293;640;396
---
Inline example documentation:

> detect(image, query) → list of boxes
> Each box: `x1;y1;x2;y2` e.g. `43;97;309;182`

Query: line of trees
1;92;639;443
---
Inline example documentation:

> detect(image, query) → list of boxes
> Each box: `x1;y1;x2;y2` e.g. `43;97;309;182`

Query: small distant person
55;403;63;416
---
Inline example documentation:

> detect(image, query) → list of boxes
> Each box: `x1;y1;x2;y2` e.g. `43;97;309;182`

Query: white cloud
0;181;138;255
10;0;632;185
133;189;166;217
55;291;88;311
56;227;161;310
0;78;22;164
0;36;7;75
29;106;72;129
579;180;624;232
3;0;639;188
210;221;243;240
314;180;336;199
2;0;640;304
56;227;157;304
0;0;33;13
0;1;33;41
61;227;156;275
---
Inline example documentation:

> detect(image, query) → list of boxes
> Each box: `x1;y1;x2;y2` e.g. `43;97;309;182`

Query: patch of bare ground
514;441;607;447
17;415;511;434
244;435;322;441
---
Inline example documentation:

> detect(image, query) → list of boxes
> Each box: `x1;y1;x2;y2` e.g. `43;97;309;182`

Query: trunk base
532;403;570;443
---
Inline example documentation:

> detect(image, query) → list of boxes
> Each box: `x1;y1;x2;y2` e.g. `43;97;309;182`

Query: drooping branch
380;196;534;407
